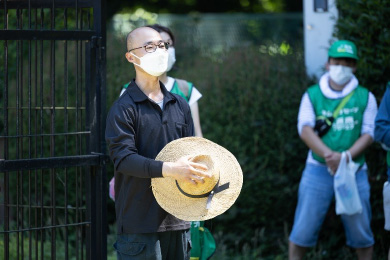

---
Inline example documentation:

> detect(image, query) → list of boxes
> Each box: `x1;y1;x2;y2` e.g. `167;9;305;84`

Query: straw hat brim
152;137;243;221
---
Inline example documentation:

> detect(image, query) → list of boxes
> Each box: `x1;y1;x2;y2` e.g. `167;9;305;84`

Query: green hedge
335;0;390;99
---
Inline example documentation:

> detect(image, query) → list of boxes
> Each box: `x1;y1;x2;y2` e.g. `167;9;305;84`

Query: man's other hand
325;151;341;174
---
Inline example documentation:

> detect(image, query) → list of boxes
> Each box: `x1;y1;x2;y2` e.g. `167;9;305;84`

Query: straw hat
151;137;243;221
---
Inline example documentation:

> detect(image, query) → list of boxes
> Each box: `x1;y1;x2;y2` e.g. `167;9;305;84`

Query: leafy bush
335;0;390;99
0;229;86;260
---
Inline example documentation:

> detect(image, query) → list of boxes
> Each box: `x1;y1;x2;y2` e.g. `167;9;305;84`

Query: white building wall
304;0;338;79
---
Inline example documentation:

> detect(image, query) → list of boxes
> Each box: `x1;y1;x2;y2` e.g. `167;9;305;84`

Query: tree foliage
107;0;302;19
334;0;390;99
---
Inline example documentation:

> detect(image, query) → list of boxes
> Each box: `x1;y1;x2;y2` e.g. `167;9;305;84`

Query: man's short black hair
146;24;175;46
328;57;357;66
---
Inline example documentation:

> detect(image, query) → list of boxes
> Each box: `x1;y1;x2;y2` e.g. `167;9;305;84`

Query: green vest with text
307;84;369;165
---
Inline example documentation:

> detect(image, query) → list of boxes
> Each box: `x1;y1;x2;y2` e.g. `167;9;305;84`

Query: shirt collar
127;79;177;103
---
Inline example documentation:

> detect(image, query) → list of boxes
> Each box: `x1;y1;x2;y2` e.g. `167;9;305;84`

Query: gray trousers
114;229;191;260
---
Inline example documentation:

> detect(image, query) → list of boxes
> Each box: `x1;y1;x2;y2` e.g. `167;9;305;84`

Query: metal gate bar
0;154;107;172
0;0;107;259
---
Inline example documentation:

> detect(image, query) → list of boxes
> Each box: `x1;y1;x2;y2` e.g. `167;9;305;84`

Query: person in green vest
288;40;377;260
110;24;216;260
374;81;390;260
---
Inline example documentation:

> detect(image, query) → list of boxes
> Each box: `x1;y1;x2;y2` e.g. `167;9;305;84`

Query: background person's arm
326;91;377;172
375;87;390;148
300;126;332;158
188;86;203;137
298;92;336;172
348;134;373;159
325;134;373;173
345;90;377;160
297;92;332;157
190;102;203;137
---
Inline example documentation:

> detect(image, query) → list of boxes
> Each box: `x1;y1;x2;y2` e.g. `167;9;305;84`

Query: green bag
190;221;216;260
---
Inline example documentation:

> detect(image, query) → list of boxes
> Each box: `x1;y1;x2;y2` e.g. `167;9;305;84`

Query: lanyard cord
333;90;355;118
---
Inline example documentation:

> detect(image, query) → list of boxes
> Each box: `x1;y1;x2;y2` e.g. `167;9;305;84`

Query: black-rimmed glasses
128;42;169;53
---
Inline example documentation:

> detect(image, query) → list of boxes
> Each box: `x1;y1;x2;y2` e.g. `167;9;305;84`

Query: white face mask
131;48;168;77
329;65;354;85
166;47;176;72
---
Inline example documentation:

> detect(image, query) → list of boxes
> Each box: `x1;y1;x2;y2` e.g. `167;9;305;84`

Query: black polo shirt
105;80;194;234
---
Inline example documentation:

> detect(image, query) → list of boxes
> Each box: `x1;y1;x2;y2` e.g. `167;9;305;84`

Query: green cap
328;40;359;60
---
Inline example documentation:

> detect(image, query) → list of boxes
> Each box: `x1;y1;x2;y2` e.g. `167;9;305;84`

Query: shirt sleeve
375;87;390;147
188;86;202;106
297;92;316;136
105;104;163;178
361;92;378;138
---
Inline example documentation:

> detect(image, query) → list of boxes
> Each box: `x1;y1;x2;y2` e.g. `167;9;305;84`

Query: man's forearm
117;153;163;178
300;126;332;159
374;120;390;147
348;134;373;159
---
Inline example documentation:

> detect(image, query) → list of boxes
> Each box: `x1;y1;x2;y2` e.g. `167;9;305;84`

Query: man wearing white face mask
106;27;211;260
289;40;378;260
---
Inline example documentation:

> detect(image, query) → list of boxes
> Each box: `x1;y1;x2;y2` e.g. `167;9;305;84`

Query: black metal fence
0;0;107;259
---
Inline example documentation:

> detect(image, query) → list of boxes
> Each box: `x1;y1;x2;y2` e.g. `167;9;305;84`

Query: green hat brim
329;52;359;60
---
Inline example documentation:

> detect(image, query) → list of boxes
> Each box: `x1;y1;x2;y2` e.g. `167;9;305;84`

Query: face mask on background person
329;65;354;85
131;48;168;77
166;47;176;72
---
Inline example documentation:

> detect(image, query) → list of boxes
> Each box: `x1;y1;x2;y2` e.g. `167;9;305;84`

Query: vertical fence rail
0;0;107;259
2;2;10;260
63;7;69;260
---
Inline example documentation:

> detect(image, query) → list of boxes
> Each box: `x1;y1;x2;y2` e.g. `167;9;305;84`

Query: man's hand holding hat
162;155;211;185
